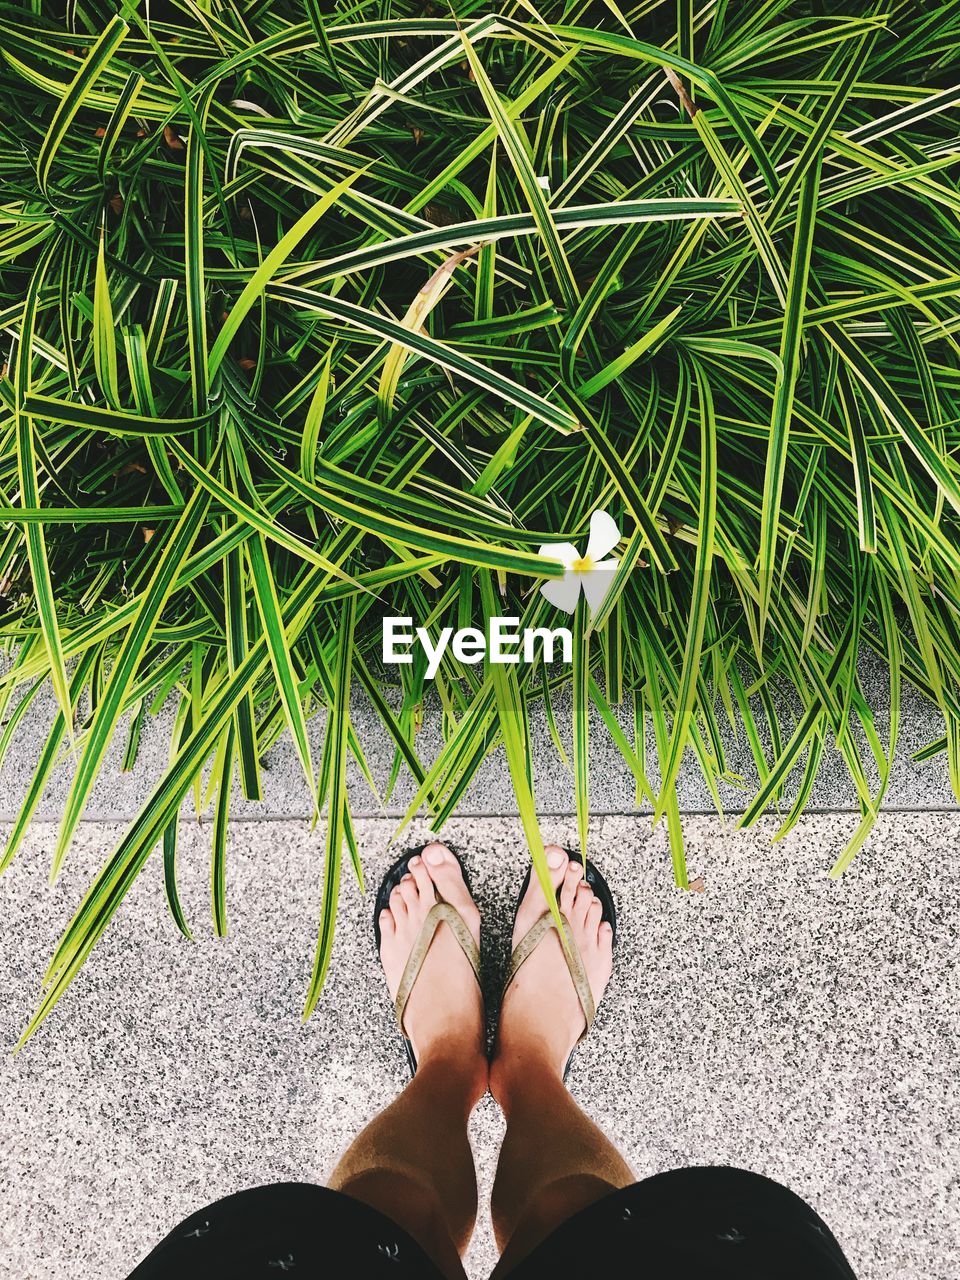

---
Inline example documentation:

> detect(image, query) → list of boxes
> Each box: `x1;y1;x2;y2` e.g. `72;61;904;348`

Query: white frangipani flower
538;509;620;615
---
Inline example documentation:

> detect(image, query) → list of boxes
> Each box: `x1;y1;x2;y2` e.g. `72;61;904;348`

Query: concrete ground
0;813;956;1279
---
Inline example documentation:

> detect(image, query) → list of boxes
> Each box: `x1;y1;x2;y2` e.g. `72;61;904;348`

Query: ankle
415;1040;489;1108
489;1041;565;1113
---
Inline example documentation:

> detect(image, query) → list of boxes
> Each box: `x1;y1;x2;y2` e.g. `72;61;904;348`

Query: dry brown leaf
163;124;184;151
688;876;706;893
664;67;699;118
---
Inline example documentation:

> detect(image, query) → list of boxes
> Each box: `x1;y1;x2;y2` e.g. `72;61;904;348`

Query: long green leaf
36;16;128;193
758;156;821;635
303;594;356;1018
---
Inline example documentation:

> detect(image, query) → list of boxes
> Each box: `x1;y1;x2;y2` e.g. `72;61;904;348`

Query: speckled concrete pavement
0;814;956;1279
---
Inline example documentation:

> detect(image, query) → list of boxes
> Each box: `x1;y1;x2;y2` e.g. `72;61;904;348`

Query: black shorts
128;1166;858;1278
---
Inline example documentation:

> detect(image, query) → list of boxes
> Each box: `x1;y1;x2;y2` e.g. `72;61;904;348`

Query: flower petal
584;509;620;563
581;558;618;614
540;571;582;614
537;541;580;568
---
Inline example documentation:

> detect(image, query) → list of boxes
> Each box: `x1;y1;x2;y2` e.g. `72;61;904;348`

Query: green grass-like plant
2;1;959;1040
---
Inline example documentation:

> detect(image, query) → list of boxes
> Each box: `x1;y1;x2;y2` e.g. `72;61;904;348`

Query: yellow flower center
571;555;593;573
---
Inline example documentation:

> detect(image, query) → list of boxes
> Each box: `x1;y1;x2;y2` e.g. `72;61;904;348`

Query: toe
397;876;420;909
571;880;594;924
422;843;480;939
407;854;437;902
379;908;395;938
421;843;457;886
389;884;408;919
535;845;569;907
421;843;460;895
559;858;584;913
586;894;604;937
543;844;568;891
514;844;568;937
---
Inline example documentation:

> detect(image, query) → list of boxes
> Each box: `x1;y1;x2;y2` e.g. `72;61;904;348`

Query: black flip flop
502;848;617;1080
373;845;482;1078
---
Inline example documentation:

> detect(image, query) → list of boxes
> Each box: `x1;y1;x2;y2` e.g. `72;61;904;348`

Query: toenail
547;848;565;869
409;855;421;867
424;845;446;865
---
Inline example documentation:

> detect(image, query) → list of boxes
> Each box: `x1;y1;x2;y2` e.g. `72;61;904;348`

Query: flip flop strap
395;901;481;1033
505;912;596;1033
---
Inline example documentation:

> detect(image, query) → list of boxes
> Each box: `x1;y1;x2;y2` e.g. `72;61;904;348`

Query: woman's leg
488;846;632;1276
329;843;487;1280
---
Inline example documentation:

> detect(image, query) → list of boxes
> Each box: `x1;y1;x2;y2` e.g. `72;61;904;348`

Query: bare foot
491;846;613;1098
378;843;486;1084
